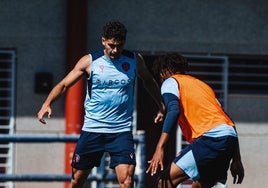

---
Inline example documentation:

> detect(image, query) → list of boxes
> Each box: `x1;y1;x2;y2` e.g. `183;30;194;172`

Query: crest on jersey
122;62;130;71
99;65;104;72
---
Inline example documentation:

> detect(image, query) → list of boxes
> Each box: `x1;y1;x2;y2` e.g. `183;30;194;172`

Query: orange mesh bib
172;75;234;143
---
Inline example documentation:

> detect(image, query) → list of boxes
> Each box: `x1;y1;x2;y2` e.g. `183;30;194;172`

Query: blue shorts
174;135;238;187
71;131;136;170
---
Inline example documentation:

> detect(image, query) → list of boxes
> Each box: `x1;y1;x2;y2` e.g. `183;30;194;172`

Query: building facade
0;0;268;187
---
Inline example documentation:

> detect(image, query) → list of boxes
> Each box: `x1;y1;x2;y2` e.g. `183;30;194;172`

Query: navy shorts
174;135;238;187
71;131;136;170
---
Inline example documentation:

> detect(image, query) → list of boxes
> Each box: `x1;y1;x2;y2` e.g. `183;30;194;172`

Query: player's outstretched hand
146;148;164;176
230;159;244;184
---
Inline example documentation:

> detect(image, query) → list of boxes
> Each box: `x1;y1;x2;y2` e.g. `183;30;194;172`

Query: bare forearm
43;83;67;106
232;126;242;161
156;132;170;150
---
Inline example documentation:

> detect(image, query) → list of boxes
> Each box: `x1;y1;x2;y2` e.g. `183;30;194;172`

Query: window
228;55;268;94
143;54;229;109
185;55;228;110
0;49;16;188
0;49;16;134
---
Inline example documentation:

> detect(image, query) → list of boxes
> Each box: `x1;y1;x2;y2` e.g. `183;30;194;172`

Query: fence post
135;130;146;188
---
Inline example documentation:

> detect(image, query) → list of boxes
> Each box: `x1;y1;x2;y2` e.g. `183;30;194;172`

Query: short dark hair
103;21;127;42
152;53;189;77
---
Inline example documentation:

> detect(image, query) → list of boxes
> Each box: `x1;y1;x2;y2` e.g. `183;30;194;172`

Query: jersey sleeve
161;78;180;133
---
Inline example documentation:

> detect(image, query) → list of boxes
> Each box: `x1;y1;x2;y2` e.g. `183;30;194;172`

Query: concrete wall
87;0;268;55
0;0;267;188
226;95;268;187
0;1;66;188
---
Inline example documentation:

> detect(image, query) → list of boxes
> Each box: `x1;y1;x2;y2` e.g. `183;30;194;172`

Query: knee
157;165;174;188
117;174;133;187
70;178;82;188
191;181;201;188
116;164;135;187
157;175;172;188
70;176;87;188
157;163;188;188
70;168;91;188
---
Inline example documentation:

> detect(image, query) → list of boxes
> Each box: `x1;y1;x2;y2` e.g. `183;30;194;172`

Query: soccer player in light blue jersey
37;21;165;188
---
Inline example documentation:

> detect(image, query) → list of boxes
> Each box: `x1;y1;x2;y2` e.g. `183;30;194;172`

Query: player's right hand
146;148;164;176
37;105;52;124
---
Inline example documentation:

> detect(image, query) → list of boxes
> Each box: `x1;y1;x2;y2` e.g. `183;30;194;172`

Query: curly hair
103;21;127;42
152;53;189;80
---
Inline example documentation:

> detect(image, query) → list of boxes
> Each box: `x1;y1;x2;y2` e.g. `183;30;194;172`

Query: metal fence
0;132;146;188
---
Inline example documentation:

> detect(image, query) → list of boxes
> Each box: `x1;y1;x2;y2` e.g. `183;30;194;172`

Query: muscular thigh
115;164;135;179
71;131;105;170
105;131;136;169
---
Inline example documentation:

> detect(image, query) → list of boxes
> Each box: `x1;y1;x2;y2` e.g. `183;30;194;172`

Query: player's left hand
154;111;164;123
230;159;244;184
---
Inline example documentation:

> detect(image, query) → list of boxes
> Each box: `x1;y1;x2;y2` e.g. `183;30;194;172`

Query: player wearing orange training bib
146;53;244;188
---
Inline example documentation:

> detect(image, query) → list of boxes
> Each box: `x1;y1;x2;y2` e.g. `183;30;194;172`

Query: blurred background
0;0;268;187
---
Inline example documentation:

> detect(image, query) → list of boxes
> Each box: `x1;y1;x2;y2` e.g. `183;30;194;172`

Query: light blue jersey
82;50;137;133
